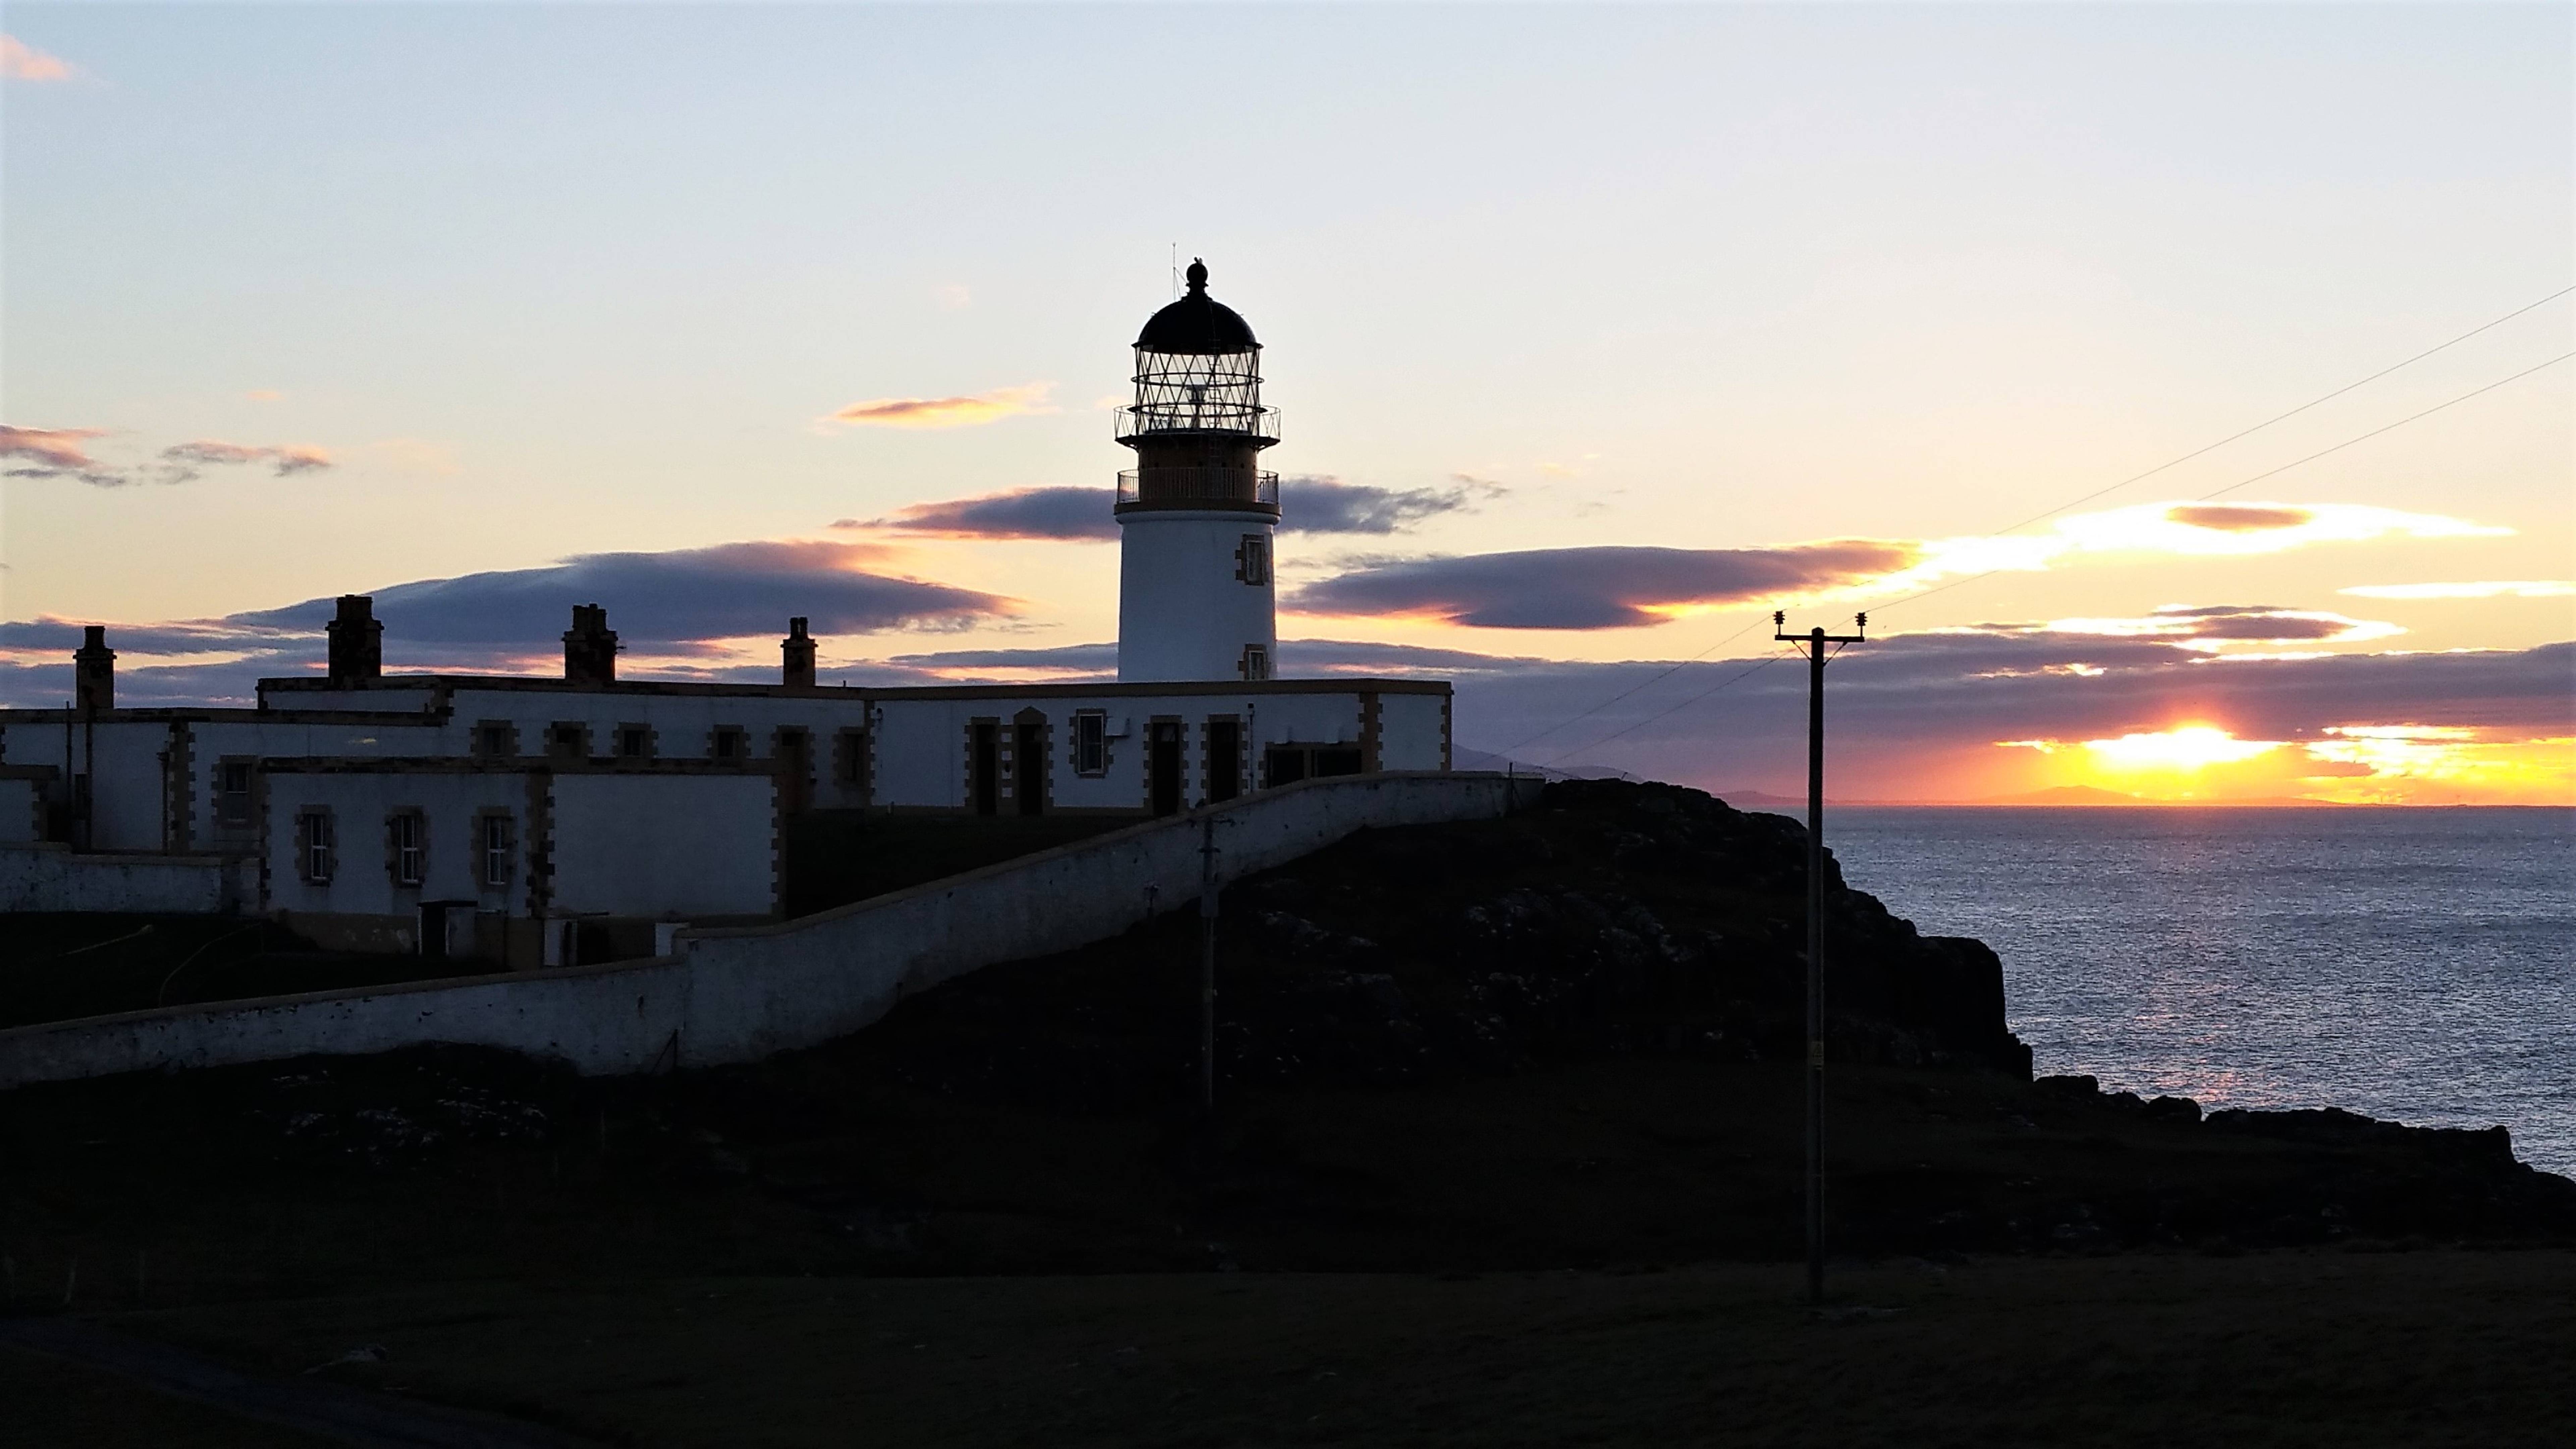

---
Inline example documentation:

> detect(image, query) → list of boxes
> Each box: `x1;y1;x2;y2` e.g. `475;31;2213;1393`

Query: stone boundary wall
0;772;1541;1089
0;843;253;915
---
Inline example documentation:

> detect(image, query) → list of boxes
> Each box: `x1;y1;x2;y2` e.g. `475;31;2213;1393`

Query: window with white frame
479;812;514;888
1238;644;1271;682
389;810;425;888
296;809;335;884
1235;534;1271;586
1073;711;1108;775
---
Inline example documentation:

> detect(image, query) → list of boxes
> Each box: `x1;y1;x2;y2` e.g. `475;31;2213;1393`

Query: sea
1823;806;2576;1178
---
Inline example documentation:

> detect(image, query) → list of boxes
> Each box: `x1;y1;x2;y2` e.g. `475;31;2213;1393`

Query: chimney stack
325;595;383;684
564;603;619;685
73;626;116;713
782;617;816;689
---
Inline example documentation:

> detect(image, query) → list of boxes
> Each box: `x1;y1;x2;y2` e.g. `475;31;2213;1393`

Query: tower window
1238;645;1271;682
1235;535;1271;586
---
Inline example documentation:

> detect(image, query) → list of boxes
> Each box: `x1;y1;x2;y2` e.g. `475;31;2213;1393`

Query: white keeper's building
1;265;1452;958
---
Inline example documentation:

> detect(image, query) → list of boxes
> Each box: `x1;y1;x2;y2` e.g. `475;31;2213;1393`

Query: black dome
1134;259;1259;354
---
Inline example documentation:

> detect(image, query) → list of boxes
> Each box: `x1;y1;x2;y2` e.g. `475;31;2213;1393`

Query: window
547;722;587;760
835;728;870;788
616;724;651;759
389;810;425;887
710;726;746;762
479;813;514;888
474;721;516;758
296;809;335;884
1235;534;1271;586
1238;644;1271;682
217;760;254;825
1073;711;1107;776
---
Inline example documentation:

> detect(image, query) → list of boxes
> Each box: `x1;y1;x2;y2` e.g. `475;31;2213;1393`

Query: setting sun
2081;726;2284;771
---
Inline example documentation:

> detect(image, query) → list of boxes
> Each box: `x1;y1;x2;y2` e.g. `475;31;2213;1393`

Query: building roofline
252;674;1450;701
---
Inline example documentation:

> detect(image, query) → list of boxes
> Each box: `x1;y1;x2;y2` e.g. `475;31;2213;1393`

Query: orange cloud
0;425;107;471
1;35;73;82
823;383;1053;430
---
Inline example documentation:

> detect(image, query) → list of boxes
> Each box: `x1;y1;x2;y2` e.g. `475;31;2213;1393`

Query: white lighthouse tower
1115;260;1280;683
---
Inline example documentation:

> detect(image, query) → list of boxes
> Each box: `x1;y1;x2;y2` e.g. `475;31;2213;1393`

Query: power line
1974;284;2573;539
1869;347;2576;618
1487;614;1767;757
1533;646;1797;767
2195;350;2575;502
1490;284;2573;765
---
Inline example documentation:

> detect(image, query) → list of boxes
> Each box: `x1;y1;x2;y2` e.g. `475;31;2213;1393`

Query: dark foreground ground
11;1251;2574;1448
4;782;2571;1443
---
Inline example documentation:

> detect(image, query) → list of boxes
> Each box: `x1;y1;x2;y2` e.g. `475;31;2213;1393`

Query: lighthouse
1115;260;1280;683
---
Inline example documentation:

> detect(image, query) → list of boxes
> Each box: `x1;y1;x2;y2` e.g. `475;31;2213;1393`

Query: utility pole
1775;610;1866;1306
1198;812;1220;1116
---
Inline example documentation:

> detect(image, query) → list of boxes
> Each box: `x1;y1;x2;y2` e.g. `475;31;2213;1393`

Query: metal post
1805;627;1826;1305
1777;611;1864;1307
1198;813;1219;1116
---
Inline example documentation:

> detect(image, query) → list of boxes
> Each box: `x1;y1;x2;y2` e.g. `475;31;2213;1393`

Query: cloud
0;425;109;475
224;539;1014;647
2341;581;2575;601
847;474;1494;542
161;440;333;479
822;383;1053;430
2051;501;2509;558
1290;541;1917;629
2034;604;2403;650
2161;504;2312;532
1;539;1020;705
3;428;335;487
855;486;1116;541
1;35;73;82
1283;474;1493;534
1439;627;2573;800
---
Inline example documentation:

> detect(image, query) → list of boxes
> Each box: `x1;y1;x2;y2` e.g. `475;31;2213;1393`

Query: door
971;721;1000;816
1014;719;1046;816
1206;719;1241;803
1149;721;1183;816
776;729;812;815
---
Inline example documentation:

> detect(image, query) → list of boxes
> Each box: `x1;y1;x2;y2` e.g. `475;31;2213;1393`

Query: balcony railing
1116;468;1281;511
1114;404;1282;443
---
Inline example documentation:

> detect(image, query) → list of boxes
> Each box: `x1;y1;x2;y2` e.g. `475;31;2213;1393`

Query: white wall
550;773;775;917
0;843;253;913
1118;510;1278;683
263;770;533;919
1377;691;1451;770
0;772;1542;1088
0;779;40;843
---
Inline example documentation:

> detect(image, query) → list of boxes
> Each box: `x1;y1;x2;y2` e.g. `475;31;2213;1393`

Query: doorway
1206;719;1241;803
971;721;1000;815
1149;721;1183;816
1014;716;1046;816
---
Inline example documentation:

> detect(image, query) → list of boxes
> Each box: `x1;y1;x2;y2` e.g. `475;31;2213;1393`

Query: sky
3;3;2570;804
